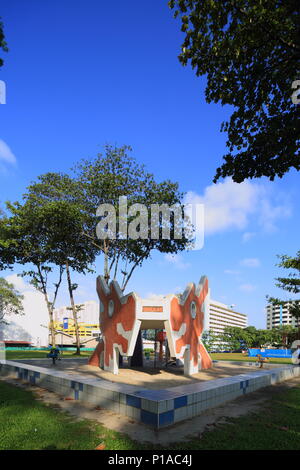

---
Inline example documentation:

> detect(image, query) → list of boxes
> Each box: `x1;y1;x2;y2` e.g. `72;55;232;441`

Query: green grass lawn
211;352;292;365
0;381;142;450
5;350;92;361
5;350;292;365
0;380;299;450
170;383;300;450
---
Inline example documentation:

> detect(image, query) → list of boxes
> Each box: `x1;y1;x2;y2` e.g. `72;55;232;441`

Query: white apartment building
266;300;300;330
208;300;248;336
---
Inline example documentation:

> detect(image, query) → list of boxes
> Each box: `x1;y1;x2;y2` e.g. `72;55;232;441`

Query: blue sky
0;0;299;329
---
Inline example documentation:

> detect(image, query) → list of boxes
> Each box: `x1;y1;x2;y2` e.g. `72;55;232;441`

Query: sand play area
18;358;282;390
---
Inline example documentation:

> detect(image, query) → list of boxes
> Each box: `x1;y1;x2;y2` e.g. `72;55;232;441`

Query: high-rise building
208;300;248;336
266;300;300;329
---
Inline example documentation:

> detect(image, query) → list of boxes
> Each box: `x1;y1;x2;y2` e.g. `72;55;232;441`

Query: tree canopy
74;144;190;290
267;251;300;336
274;251;300;294
0;18;8;69
0;144;191;345
0;199;66;345
22;173;98;353
0;277;24;325
220;325;280;349
169;0;300;183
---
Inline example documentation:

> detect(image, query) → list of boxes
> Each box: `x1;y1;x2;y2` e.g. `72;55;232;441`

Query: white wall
0;275;49;346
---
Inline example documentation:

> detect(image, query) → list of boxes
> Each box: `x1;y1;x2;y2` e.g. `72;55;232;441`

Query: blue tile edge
2;359;299;430
174;395;188;409
159;410;174;427
141;409;157;427
126;395;141;408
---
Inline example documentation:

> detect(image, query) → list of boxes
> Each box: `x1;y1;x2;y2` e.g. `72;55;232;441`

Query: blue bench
47;349;61;365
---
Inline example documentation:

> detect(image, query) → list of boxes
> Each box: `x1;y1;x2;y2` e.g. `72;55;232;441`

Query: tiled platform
1;359;299;429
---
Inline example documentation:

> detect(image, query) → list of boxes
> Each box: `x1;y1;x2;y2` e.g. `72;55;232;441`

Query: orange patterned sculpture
88;277;140;374
89;275;212;376
167;277;212;375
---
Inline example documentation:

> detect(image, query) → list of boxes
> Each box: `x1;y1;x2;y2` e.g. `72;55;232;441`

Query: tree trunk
40;286;56;347
103;239;109;283
48;306;56;347
65;261;81;355
37;266;56;347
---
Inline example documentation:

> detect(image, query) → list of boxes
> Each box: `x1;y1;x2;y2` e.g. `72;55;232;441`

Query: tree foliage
0;18;8;69
0;210;16;270
267;251;300;336
274;251;300;294
0;200;65;345
201;329;219;352
213;324;297;350
0;277;24;324
219;326;242;350
169;0;300;182
22;174;98;353
220;325;277;350
0;145;191;346
74;144;190;290
272;325;297;348
24;173;97;273
1;172;99;350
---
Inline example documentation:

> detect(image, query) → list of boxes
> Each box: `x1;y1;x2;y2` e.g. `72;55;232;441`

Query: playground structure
156;329;167;363
88;275;212;376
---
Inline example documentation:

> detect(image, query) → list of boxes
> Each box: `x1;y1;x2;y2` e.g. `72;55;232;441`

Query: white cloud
184;178;291;236
224;269;240;275
258;196;292;232
5;274;34;292
164;253;190;270
0;139;17;165
240;258;261;268
242;232;256;243
239;283;256;292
